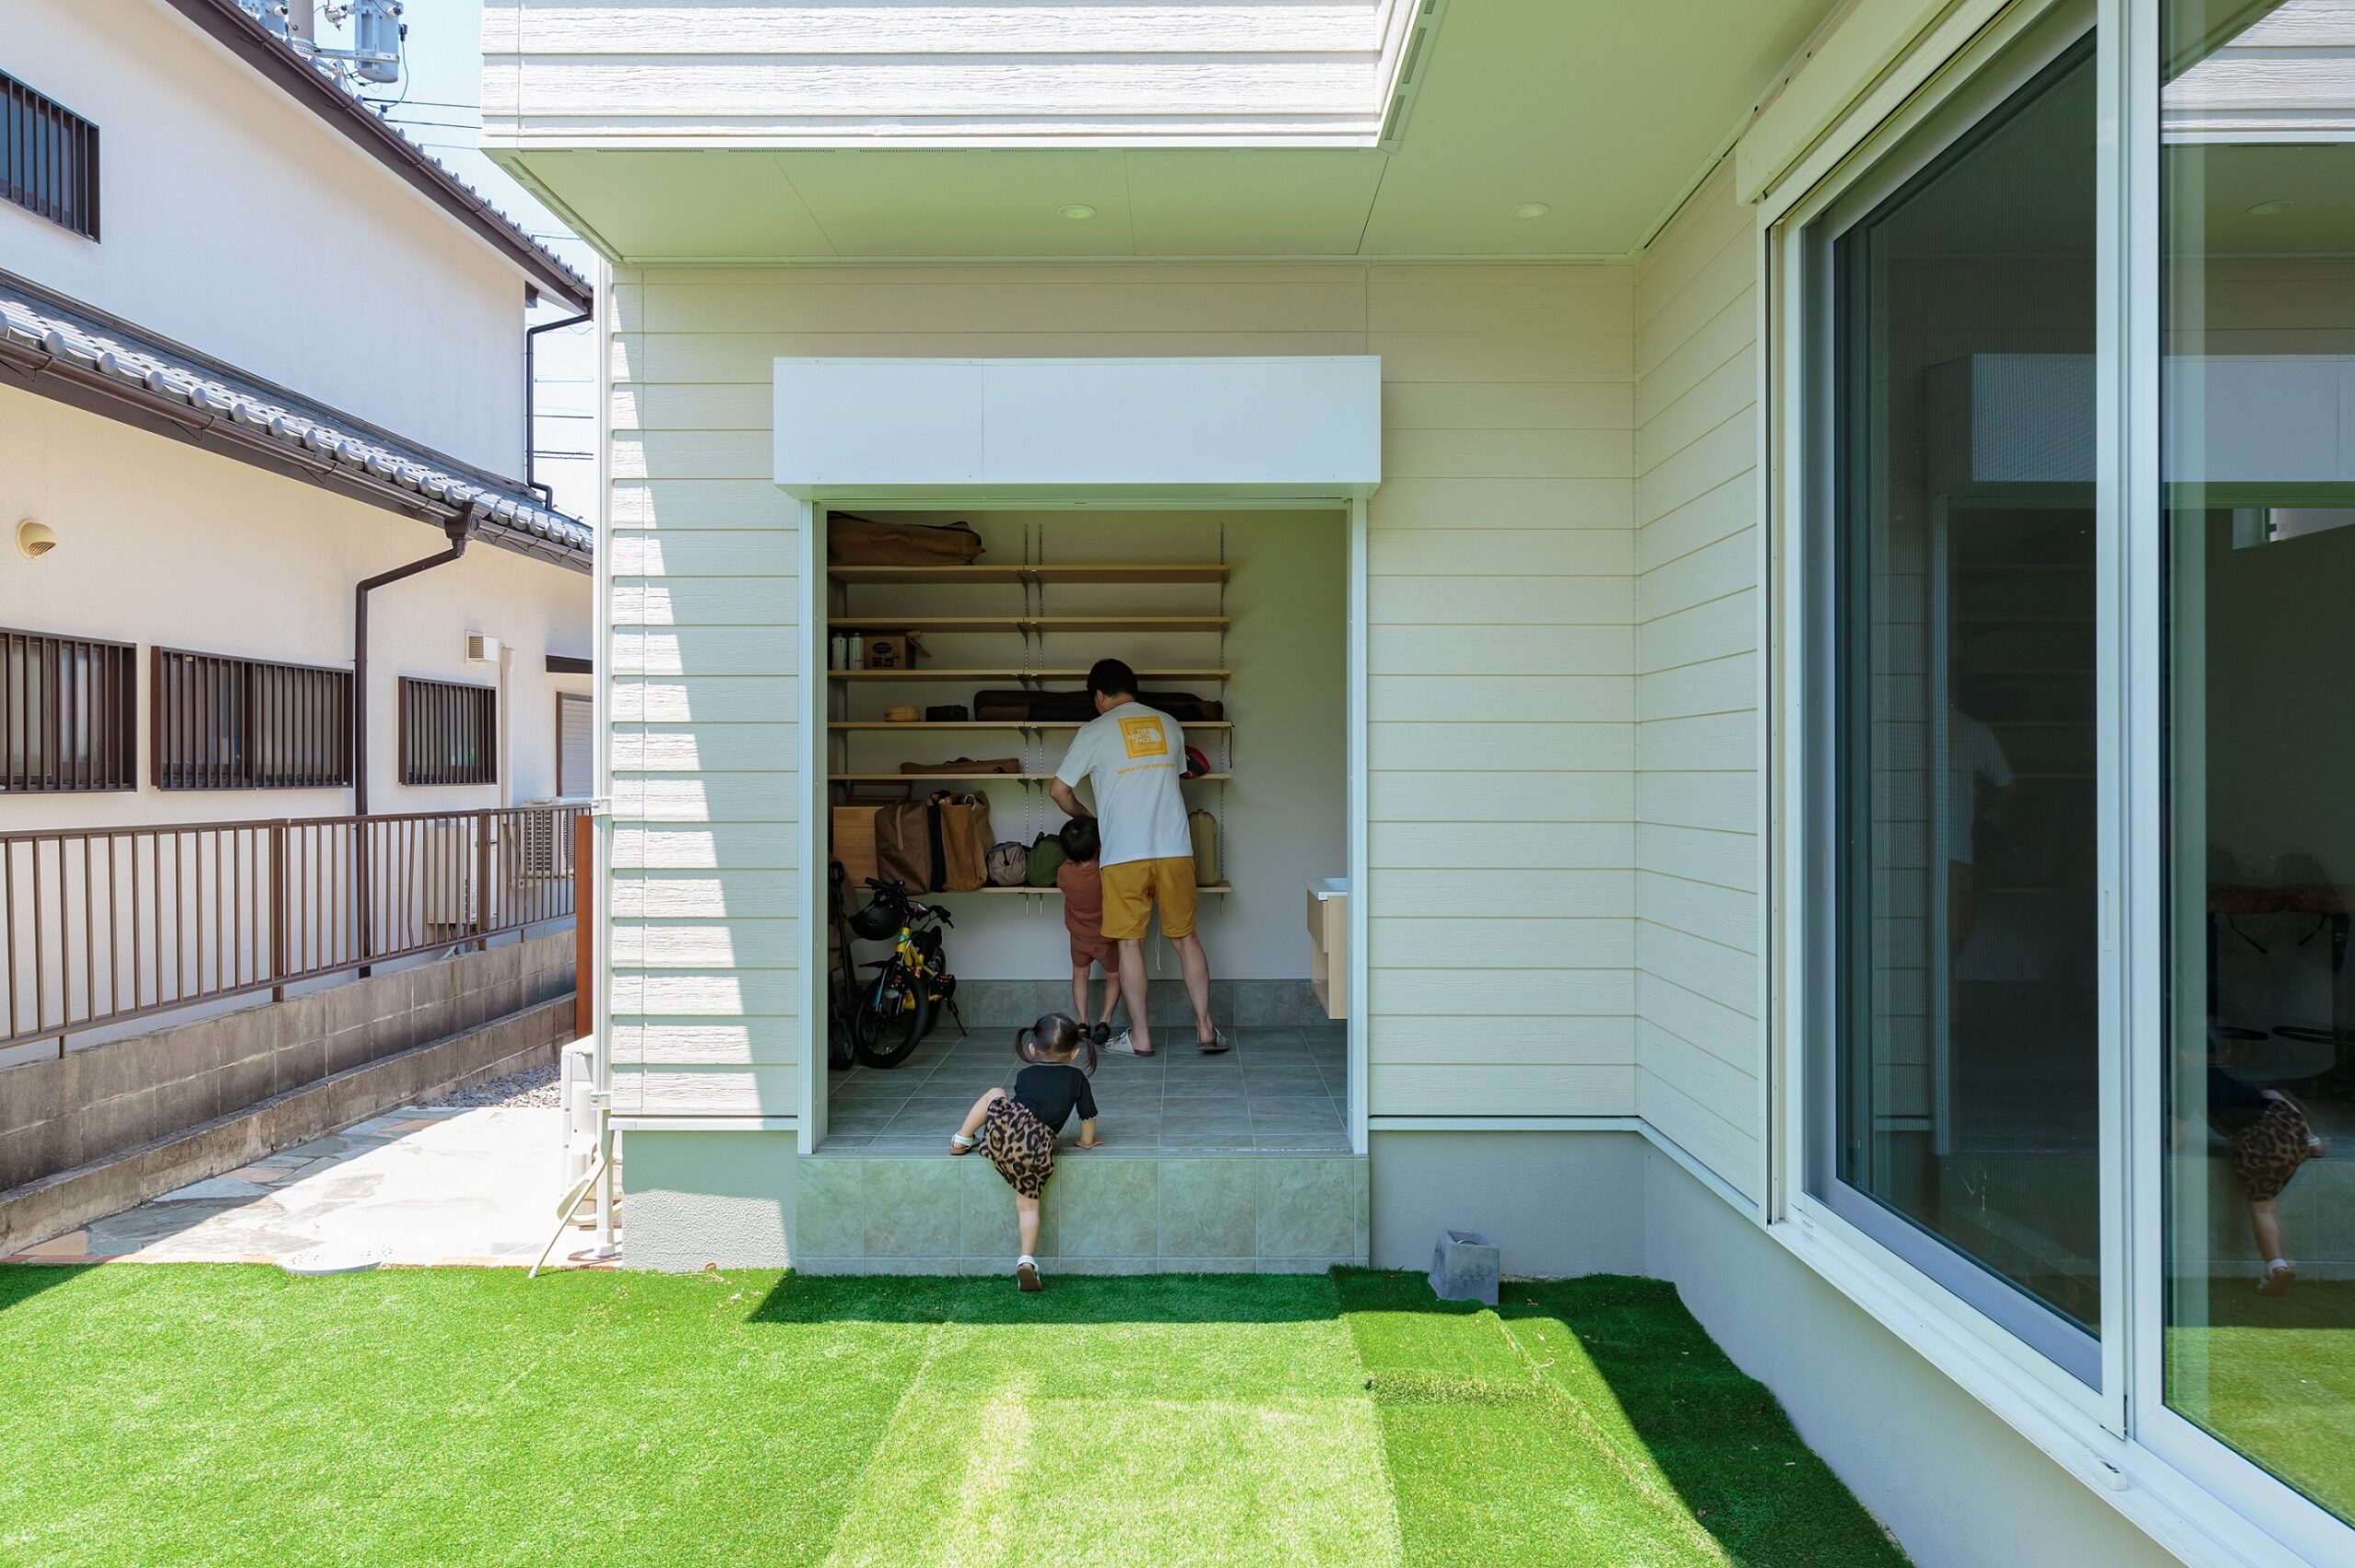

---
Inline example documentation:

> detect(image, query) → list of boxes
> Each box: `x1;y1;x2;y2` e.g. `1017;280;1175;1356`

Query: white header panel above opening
772;357;1383;502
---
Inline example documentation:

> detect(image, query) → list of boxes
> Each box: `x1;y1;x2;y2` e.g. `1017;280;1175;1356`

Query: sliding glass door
1808;11;2105;1382
2160;0;2355;1527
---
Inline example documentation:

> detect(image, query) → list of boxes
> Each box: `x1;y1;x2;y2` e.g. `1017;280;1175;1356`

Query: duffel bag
986;841;1029;887
1026;831;1068;889
828;514;984;566
971;689;1099;724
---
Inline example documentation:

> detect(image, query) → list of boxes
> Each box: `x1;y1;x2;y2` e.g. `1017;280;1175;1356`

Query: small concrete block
1429;1229;1501;1307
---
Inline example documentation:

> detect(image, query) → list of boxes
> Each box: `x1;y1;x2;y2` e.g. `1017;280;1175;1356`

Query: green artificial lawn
0;1265;1906;1566
2165;1279;2355;1523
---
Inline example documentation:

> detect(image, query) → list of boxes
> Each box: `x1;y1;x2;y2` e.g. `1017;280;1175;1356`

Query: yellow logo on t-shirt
1120;716;1168;759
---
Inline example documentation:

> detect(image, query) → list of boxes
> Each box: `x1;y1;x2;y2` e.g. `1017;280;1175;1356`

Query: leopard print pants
2232;1098;2317;1203
982;1094;1056;1199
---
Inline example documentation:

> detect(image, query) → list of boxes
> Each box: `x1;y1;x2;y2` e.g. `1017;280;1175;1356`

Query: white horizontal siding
605;258;1638;1119
1632;160;1765;1201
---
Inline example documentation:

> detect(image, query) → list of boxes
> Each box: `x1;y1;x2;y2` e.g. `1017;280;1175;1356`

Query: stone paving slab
3;1104;617;1271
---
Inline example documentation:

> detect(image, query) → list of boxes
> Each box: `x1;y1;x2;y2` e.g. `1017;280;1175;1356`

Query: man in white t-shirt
1048;658;1226;1055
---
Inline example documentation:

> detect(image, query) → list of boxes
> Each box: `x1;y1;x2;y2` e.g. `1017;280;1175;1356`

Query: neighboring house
0;0;592;1220
484;3;2354;1565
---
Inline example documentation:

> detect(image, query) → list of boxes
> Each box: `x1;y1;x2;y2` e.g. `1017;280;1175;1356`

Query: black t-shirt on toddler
1012;1063;1097;1133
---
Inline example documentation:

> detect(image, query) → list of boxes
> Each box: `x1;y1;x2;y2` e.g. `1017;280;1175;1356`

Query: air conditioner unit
516;799;580;879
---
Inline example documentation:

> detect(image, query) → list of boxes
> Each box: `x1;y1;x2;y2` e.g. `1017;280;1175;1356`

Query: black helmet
849;886;905;939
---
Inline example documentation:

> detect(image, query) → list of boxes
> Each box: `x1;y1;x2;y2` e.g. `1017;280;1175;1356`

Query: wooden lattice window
1;71;99;241
0;627;135;792
400;677;497;786
153;648;352;790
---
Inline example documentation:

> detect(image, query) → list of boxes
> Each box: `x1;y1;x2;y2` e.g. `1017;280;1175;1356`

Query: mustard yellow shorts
1098;855;1198;942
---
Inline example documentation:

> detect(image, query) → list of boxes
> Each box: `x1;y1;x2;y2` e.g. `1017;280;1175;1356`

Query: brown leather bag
933;792;994;892
900;756;1022;776
874;801;938;892
828;515;984;566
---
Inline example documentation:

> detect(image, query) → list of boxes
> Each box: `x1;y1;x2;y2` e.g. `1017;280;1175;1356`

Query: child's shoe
1017;1255;1042;1292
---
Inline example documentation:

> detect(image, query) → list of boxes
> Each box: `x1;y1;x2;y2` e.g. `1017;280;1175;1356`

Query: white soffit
771;356;1383;499
487;0;1841;260
484;1;1440;149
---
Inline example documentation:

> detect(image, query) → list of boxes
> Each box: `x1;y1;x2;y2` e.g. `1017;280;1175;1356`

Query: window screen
153;648;352;790
400;677;497;786
1;71;99;241
0;627;135;792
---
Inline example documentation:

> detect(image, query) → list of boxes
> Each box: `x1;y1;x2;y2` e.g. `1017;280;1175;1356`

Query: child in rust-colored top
1054;818;1126;1046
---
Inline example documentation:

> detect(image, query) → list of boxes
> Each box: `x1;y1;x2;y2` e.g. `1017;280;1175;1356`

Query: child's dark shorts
982;1094;1057;1199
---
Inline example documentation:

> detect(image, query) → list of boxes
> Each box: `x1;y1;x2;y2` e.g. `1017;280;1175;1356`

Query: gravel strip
422;1063;562;1109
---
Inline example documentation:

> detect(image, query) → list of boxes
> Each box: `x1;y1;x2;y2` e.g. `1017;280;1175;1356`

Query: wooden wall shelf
828;668;1230;684
833;772;1232;784
831;616;1227;635
950;883;1233;897
829;563;1228;586
831;720;1231;732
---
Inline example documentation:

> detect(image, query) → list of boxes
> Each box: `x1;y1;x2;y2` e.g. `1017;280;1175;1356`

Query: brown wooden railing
0;804;589;1052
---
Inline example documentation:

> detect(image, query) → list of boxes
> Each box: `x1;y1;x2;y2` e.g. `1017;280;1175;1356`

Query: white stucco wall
1;0;534;477
0;382;592;827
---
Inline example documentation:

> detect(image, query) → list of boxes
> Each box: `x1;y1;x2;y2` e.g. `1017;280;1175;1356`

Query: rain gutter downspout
524;310;592;504
353;515;474;972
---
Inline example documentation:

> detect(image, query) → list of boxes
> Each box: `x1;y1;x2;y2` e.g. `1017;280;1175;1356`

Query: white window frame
1763;0;2355;1560
1772;0;2120;1425
2121;0;2355;1558
787;494;1371;1160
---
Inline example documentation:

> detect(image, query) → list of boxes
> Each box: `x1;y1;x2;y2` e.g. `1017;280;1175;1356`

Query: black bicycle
844;878;964;1068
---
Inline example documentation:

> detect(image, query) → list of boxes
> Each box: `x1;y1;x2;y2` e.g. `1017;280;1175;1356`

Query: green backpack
1025;832;1067;889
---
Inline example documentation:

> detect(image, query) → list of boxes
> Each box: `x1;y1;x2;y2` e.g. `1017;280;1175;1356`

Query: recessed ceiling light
2247;199;2296;217
1058;203;1098;221
1511;202;1551;220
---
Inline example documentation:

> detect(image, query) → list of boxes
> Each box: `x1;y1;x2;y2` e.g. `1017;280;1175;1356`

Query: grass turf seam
1485;1300;1733;1564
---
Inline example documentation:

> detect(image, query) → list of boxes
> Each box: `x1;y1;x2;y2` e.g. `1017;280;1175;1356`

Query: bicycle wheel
852;964;932;1068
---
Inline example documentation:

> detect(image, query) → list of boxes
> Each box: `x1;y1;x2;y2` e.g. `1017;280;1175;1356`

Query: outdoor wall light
1511;202;1551;219
2246;199;2295;217
15;519;54;558
1058;203;1098;221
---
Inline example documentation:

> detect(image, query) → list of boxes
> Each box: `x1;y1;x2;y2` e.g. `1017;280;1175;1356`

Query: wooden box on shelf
832;807;882;885
860;634;922;670
1307;877;1349;1021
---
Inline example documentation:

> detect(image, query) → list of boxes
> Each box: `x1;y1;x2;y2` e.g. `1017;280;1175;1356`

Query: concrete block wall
0;932;574;1194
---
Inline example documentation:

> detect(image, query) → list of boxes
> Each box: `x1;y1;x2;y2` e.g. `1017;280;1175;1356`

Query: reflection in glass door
1814;23;2104;1374
2162;0;2355;1527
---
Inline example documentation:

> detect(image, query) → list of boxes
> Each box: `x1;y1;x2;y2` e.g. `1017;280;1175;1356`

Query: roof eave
159;0;593;314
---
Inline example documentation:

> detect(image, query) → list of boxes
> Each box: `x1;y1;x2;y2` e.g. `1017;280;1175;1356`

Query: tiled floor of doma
823;1024;1349;1154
